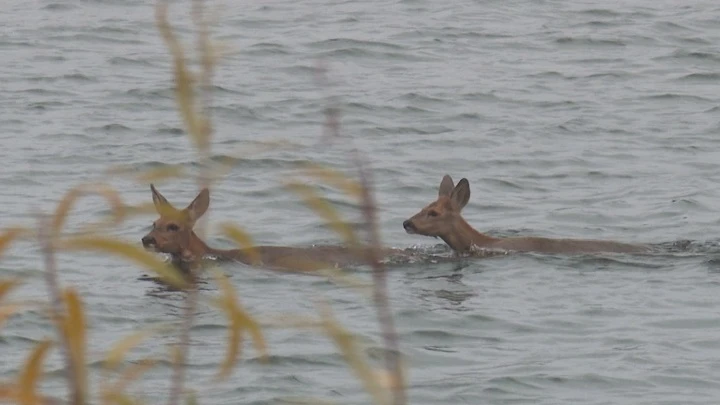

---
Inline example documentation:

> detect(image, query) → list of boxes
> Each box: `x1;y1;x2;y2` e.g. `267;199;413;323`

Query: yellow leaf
241;311;268;363
374;368;405;392
102;391;147;405
103;327;170;370
77;202;160;236
135;165;186;184
219;313;243;381
317;303;389;405
58;236;189;290
271;398;337;405
0;303;26;330
185;390;198;405
104;164;135;176
0;384;16;401
155;0;205;150
213;288;244;381
125;202;159;216
283;181;359;247
105;358;158;398
61;288;87;401
0;227;28;257
313;269;373;299
0;279;22;302
209;269;267;381
259;314;323;330
52;183;125;236
218;223;260;265
301;163;364;199
18;340;53;405
104;164;187;184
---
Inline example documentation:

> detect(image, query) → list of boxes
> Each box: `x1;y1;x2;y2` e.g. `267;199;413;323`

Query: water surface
2;0;720;404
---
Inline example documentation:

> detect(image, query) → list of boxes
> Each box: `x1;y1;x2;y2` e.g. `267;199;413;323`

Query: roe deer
141;184;404;274
402;175;650;255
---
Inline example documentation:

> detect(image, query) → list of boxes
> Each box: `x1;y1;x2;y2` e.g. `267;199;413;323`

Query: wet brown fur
141;185;403;273
403;175;649;255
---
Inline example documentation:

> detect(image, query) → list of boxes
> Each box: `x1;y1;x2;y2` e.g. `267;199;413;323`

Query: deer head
402;174;471;240
141;184;209;262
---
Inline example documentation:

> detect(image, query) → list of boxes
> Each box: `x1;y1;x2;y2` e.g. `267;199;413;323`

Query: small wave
246;42;291;56
307;37;405;51
0;40;36;49
13;88;75;96
577;8;623;17
371;125;453;135
676;72;720;82
655;50;720;63
42;3;77;10
208;155;311;170
568;57;627;65
481;178;525;191
572;20;618;28
210;104;263;121
343;101;376;112
26;73;94;83
279;64;320;77
37;132;91;142
126;87;174;100
537;100;577;108
312;47;426;62
435;30;512;40
640;93;712;102
156;126;184;136
90;123;133;133
449;112;485;121
109;56;155;67
555;37;626;47
393;92;450;105
247;354;337;367
28;101;67;110
30;53;67;63
653;21;697;32
89;25;148;35
48;33;145;46
209;85;252;96
584;71;633;79
459;91;500;102
0;334;44;346
345;101;438;118
527;71;569;79
411;329;479;340
676;36;713;45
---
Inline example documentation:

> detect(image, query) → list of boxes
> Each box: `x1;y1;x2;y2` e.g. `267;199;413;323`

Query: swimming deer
402;175;650;255
141;184;406;274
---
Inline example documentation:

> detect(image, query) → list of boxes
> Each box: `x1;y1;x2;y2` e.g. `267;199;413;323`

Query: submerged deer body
141;185;401;273
403;175;649;255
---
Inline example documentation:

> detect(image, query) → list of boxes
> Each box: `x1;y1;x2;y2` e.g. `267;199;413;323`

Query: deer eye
428;210;439;217
167;224;179;232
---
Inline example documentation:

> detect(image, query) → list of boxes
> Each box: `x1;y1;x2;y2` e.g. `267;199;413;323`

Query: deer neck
185;231;255;263
442;216;498;253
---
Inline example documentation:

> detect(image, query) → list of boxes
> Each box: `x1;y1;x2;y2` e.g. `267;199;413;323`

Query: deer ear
438;175;454;197
186;188;210;223
150;184;175;214
450;178;470;211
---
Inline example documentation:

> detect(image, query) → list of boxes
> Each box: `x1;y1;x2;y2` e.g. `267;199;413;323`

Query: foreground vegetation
0;1;407;404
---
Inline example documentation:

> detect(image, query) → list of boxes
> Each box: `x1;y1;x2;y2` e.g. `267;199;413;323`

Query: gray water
2;0;720;404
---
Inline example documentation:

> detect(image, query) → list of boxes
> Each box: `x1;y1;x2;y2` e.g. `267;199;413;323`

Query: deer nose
403;220;415;232
142;236;156;247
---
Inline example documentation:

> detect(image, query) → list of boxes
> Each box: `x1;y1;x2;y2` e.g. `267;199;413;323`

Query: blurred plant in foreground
0;0;407;405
